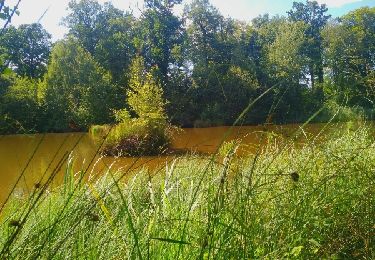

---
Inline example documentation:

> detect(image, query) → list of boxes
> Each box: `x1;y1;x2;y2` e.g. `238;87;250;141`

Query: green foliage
1;77;42;133
102;121;171;156
323;7;375;107
0;0;374;134
268;21;307;81
137;0;184;81
288;0;331;87
126;57;167;122
184;1;266;125
0;0;20;36
1;127;374;258
0;24;51;78
317;100;366;122
0;73;45;134
64;0;120;55
0;67;16;95
41;39;119;132
99;56;171;156
64;0;136;84
185;0;225;66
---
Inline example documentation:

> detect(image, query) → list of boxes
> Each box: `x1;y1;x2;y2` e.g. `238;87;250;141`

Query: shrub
0;77;43;133
100;120;172;156
92;56;172;156
316;100;366;123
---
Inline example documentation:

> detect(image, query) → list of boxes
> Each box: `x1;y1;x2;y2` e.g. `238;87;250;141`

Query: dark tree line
0;0;374;134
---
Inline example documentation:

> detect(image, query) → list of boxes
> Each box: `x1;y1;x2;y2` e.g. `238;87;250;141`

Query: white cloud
316;0;361;7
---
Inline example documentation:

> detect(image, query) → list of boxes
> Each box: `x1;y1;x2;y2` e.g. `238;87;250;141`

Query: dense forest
0;0;374;134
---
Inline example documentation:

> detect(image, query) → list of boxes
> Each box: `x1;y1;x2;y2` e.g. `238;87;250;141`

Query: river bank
0;125;374;259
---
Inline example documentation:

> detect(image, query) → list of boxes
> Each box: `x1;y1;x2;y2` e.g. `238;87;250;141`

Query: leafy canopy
0;23;51;78
42;39;118;131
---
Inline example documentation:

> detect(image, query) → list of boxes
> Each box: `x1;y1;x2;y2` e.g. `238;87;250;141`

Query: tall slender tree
288;0;331;88
323;7;375;106
137;0;185;83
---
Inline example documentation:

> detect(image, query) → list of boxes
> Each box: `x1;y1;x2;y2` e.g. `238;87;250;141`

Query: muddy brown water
0;124;337;204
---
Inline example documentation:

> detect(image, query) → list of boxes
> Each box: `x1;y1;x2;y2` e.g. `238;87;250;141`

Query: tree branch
1;0;21;35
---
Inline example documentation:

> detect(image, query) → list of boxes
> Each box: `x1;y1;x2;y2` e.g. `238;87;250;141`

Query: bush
91;56;172;156
0;77;43;134
100;120;172;156
316;100;366;123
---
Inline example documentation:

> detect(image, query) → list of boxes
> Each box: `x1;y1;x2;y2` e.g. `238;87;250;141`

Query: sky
5;0;375;41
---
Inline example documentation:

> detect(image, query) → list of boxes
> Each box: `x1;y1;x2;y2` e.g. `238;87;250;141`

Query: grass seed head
290;171;299;182
87;212;100;222
9;220;21;227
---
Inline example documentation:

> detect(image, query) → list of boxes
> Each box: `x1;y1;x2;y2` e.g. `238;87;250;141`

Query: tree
249;15;318;123
183;1;272;125
252;15;286;86
0;0;21;77
0;23;51;78
94;14;136;84
42;39;119;131
185;0;227;66
323;7;375;106
132;0;186;126
102;56;170;156
1;77;41;133
115;56;167;126
268;21;308;83
137;0;185;83
64;0;135;84
288;0;331;87
127;56;167;122
64;0;113;55
0;0;21;35
0;69;17;133
341;7;374;81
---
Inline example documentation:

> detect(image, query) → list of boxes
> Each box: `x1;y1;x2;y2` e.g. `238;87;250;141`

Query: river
0;124;334;204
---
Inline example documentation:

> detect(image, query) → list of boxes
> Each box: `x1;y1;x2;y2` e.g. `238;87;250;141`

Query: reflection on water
0;124;331;204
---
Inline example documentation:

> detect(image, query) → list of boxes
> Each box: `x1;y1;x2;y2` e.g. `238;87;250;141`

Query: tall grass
0;124;374;259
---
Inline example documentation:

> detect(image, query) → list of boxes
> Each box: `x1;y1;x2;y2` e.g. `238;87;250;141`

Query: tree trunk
310;64;315;89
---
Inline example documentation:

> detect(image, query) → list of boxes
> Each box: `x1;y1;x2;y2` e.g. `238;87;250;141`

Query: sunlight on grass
0;125;374;259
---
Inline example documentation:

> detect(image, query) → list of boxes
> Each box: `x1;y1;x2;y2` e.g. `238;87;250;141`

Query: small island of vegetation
90;56;174;156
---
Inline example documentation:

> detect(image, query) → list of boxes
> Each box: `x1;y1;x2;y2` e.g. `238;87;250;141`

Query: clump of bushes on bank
1;125;374;259
90;57;173;156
